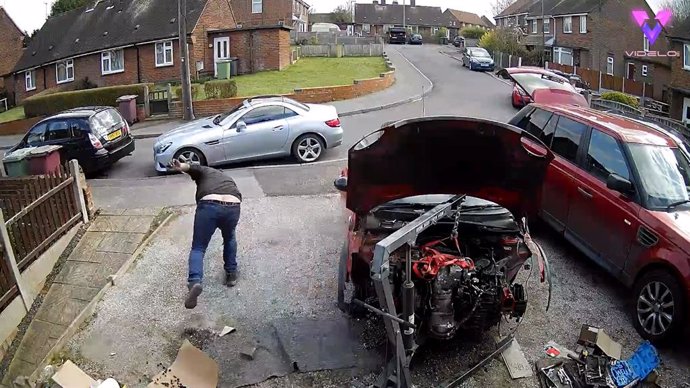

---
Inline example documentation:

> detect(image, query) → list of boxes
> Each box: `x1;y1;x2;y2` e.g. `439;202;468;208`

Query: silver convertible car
153;96;343;172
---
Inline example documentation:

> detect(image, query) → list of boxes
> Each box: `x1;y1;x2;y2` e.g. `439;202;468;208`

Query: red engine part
501;287;515;313
413;239;475;280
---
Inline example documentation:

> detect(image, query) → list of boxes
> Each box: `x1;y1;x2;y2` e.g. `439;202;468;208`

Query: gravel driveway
66;196;690;388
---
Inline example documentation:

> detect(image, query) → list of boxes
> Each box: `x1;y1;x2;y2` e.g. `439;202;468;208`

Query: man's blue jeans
188;201;241;285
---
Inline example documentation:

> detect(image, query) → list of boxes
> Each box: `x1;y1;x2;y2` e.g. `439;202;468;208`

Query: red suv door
565;127;641;275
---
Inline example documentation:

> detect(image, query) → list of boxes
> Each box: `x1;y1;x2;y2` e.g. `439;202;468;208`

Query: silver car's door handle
273;126;284;131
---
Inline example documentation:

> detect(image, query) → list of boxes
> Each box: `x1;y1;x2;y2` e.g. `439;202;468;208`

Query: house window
554;47;574;66
544;18;550;33
607;56;614;75
532;20;537;33
155;41;174;67
25;70;36;91
56;59;74;84
252;0;262;13
363;23;370;33
642;65;648;77
644;35;650;52
684;44;690;70
101;49;124;75
563;16;572;33
580;16;587;33
432;27;439;35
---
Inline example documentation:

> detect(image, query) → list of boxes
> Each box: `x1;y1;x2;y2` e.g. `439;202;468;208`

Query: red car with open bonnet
497;67;589;109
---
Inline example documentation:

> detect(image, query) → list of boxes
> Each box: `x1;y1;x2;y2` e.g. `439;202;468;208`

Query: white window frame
432;27;439;35
553;47;574;66
607;56;614;75
644;35;650;52
684;44;690;70
543;18;550;33
580;15;587;33
563;16;572;33
56;59;74;84
642;65;648;77
25;70;36;91
252;0;262;14
532;19;538;33
155;40;174;67
101;49;125;75
362;23;370;33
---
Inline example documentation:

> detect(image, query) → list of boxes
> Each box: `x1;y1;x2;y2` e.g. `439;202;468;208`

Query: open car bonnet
345;117;555;215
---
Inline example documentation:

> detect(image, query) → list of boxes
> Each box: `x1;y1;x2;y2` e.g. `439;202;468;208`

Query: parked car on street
497;67;588;109
452;36;464;47
153;96;343;172
8;106;135;174
409;34;423;45
461;47;495;71
509;103;690;342
387;27;407;44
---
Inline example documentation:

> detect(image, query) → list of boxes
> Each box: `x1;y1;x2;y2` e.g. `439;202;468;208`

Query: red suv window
585;129;631;182
551;116;588;163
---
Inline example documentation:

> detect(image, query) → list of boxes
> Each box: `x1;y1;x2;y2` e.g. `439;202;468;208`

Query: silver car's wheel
293;135;324;163
174;148;207;166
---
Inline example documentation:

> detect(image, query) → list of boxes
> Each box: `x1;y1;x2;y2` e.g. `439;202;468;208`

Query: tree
331;3;353;24
478;28;523;56
50;0;88;16
491;0;516;17
461;26;487;39
660;0;690;22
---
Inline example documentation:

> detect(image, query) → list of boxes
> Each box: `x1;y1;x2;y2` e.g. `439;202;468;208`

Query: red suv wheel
633;269;687;343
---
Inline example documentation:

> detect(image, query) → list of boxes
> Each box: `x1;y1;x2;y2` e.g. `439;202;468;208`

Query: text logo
632;9;672;46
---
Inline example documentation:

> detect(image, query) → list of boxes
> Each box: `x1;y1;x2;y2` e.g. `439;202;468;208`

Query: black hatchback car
9;106;135;174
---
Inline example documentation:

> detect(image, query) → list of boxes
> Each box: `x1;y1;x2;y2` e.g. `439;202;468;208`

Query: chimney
381;0;386;4
410;0;415;5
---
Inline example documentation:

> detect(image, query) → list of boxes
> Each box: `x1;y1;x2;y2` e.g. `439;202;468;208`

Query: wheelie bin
27;145;63;175
2;147;35;177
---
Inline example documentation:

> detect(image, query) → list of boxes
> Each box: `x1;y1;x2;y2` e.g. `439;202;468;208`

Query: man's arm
169;159;205;180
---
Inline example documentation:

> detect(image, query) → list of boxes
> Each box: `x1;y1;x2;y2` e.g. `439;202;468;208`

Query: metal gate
149;89;169;115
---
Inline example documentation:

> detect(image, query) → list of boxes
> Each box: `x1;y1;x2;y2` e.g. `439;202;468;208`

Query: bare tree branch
660;0;690;22
491;0;517;16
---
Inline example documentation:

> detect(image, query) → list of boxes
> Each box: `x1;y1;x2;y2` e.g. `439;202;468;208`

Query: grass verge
0;106;26;124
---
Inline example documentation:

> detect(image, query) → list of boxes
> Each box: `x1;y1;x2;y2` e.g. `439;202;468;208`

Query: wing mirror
236;121;247;132
334;176;348;192
607;173;634;195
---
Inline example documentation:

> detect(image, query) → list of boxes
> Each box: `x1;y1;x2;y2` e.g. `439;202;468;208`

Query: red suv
509;103;690;342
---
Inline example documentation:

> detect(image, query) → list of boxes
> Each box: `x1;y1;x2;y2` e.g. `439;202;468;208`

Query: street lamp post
178;0;195;121
403;0;406;31
541;0;545;67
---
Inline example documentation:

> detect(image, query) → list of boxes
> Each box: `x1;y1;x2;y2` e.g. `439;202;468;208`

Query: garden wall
0;117;43;137
169;70;395;118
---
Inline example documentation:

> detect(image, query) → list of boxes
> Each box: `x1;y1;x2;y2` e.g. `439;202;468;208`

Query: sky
0;0;666;34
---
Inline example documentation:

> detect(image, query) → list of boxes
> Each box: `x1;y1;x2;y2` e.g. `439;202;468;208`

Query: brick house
231;0;310;32
0;7;25;93
495;0;672;102
667;17;690;123
354;1;444;40
444;9;491;39
5;0;292;104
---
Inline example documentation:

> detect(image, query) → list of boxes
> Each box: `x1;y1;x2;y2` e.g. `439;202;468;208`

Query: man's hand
169;158;191;173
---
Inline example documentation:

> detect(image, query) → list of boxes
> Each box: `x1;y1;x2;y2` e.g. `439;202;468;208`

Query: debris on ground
499;338;532;379
51;360;96;387
536;324;662;388
219;326;236;337
148;340;218;388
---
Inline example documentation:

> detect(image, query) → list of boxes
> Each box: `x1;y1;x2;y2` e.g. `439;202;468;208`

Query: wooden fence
0;160;87;311
547;62;654;99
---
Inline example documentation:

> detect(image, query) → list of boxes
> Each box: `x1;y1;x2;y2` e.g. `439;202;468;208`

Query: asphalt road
91;44;515;180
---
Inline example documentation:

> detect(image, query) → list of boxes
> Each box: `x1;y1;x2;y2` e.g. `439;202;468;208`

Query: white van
311;23;341;33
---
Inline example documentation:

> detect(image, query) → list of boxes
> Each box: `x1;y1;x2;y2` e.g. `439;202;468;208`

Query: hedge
204;80;237;99
173;84;203;101
600;91;639;108
23;83;152;118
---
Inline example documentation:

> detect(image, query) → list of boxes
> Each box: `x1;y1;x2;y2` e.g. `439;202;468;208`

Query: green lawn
0;106;25;124
234;57;389;96
176;57;389;100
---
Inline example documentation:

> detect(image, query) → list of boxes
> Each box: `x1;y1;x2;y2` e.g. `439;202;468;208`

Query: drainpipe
136;45;142;83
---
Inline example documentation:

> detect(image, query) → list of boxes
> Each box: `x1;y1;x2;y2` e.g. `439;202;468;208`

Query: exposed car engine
346;196;534;343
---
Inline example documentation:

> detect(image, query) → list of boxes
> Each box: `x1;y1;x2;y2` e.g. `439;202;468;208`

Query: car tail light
89;133;103;149
123;122;130;135
325;118;341;128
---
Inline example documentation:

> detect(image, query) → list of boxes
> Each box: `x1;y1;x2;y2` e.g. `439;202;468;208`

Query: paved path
0;209;163;387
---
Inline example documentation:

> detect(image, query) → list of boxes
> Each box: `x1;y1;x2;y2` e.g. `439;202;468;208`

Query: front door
222;105;290;161
626;62;636;80
566;128;638;275
213;37;230;77
682;97;690;124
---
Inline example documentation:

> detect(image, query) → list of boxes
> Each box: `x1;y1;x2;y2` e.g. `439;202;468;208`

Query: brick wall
0;9;25;90
192;0;237;76
228;27;291;74
669;39;690;120
170;70;395;117
231;0;295;28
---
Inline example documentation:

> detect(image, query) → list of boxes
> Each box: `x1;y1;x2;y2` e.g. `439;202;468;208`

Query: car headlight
155;142;173;154
470;58;478;63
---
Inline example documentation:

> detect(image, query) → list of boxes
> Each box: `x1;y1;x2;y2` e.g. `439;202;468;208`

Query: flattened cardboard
501;339;533;379
51;360;97;388
148;340;218;388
